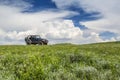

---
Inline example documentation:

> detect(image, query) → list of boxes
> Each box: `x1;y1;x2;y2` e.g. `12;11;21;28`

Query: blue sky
0;0;120;44
24;0;101;29
23;0;101;23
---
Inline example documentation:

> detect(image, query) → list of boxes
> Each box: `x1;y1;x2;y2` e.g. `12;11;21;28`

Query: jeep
25;35;48;45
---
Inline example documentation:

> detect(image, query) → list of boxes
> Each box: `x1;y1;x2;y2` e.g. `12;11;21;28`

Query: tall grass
0;42;120;80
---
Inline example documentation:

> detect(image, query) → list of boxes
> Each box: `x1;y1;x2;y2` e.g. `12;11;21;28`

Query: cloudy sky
0;0;120;45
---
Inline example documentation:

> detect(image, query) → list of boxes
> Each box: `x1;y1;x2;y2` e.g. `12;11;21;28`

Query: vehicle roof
28;35;40;36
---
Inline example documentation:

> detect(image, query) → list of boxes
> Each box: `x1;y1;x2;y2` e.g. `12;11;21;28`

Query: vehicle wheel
39;41;43;45
44;43;47;45
26;42;30;45
26;43;29;45
26;39;32;45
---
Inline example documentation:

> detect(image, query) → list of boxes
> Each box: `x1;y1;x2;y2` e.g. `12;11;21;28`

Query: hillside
0;42;120;80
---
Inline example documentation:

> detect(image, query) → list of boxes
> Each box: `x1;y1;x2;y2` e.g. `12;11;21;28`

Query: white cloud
43;20;83;44
0;4;104;45
0;0;32;9
0;5;79;31
79;0;120;34
53;0;120;37
0;4;84;44
52;0;76;9
0;0;118;45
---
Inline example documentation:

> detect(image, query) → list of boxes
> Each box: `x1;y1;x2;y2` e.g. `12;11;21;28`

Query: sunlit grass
0;42;120;80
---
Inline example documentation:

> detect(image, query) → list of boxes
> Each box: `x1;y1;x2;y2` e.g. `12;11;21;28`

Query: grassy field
0;42;120;80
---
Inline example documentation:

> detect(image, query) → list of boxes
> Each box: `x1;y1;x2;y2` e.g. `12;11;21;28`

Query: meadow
0;42;120;80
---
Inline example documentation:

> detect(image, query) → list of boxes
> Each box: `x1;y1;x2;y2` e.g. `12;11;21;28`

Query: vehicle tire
26;42;30;45
44;43;47;45
27;39;32;45
39;41;43;45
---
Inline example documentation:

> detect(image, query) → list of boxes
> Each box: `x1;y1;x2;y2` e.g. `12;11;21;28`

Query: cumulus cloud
0;0;32;9
53;0;120;32
78;0;120;34
53;0;120;39
0;1;82;44
0;5;79;31
0;0;117;45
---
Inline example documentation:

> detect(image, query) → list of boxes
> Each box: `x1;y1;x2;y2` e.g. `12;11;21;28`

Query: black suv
25;35;48;45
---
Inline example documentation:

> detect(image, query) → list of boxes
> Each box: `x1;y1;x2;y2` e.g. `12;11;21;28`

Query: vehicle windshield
35;35;41;39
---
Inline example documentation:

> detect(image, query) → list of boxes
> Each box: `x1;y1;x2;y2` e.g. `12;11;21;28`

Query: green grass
0;42;120;80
